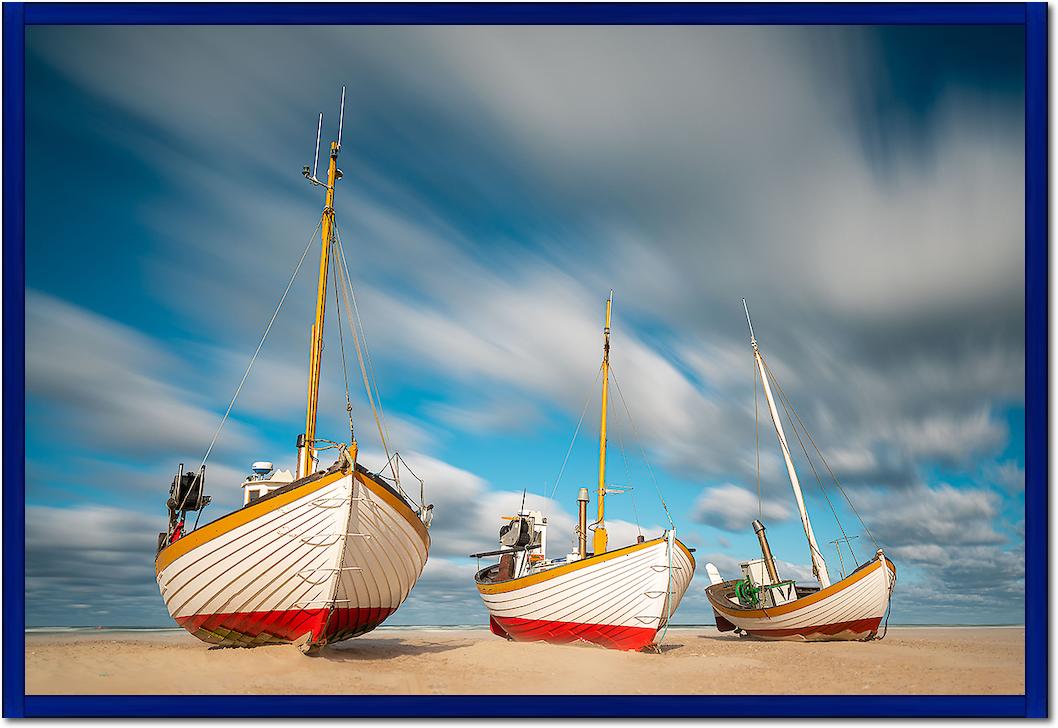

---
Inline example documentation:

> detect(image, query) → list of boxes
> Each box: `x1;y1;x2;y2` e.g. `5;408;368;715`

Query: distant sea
25;623;1024;634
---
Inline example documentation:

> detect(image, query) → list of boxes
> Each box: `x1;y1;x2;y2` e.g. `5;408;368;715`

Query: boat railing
377;451;428;517
313;440;432;525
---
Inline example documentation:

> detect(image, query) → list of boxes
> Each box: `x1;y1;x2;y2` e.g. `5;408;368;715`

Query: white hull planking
156;469;428;646
708;557;895;641
479;537;694;646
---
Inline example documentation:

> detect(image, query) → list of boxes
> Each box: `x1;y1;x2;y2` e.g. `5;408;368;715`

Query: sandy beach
25;626;1023;695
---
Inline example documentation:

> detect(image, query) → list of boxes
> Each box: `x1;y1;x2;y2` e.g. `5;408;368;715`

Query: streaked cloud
24;24;1026;626
692;484;792;532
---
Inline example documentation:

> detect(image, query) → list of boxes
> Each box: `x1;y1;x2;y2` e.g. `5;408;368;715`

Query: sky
24;24;1026;627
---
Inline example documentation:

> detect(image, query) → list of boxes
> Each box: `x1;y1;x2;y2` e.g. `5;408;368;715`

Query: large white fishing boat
155;91;431;652
472;293;695;651
704;301;895;641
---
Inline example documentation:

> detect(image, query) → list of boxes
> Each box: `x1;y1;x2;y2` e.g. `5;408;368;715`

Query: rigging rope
330;246;356;443
549;364;603;499
334;224;394;451
607;363;674;529
611;387;643;538
629;487;644;539
760;353;879;554
786;405;881;552
769;359;855;563
754;352;830;569
334;224;398;476
198;219;322;471
331;226;398;483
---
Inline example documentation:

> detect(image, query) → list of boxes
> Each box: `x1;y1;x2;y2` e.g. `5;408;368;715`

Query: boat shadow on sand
314;638;469;661
202;638;467;660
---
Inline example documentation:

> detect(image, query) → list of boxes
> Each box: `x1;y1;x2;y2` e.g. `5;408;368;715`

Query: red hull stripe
176;607;395;647
492;616;658;651
489;616;510;639
747;616;882;638
713;611;738;633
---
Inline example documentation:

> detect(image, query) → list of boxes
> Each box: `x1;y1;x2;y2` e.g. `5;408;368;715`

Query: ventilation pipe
753;519;780;584
578;488;590;558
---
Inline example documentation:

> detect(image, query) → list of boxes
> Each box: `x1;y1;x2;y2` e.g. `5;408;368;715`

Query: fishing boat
154;91;432;652
472;293;695;652
704;300;895;641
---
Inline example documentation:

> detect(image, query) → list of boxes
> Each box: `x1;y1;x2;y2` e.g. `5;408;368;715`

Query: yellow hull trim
710;557;896;619
355;469;431;548
156;467;428;576
155;470;343;575
476;536;695;595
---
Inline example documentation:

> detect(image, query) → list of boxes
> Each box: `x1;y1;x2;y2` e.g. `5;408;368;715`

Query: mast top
337;85;346;151
742;297;758;350
302;86;347;188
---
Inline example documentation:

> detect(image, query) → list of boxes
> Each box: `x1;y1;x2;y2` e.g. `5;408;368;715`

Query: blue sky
24;24;1025;627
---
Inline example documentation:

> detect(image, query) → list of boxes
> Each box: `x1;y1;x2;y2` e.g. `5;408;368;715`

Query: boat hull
476;536;695;651
705;556;896;642
156;465;429;648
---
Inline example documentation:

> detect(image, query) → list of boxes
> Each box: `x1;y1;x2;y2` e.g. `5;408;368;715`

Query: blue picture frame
3;2;1047;718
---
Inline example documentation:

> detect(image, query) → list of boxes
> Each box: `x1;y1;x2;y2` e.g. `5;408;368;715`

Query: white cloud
26;291;252;458
26;505;170;626
891;407;1007;465
24;25;1026;626
861;482;1005;548
775;559;815;584
986;459;1025;495
692;483;791;532
426;398;542;435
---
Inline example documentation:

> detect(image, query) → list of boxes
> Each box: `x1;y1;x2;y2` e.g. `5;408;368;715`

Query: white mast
743;299;830;588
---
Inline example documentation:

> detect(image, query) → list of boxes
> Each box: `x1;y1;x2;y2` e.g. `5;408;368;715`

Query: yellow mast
592;291;613;555
296;140;340;479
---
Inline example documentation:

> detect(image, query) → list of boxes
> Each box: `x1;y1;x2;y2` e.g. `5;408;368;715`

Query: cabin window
248;489;262;503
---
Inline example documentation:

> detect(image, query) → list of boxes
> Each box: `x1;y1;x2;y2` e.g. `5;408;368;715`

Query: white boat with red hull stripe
477;534;695;651
155;91;431;652
157;463;429;648
473;292;696;651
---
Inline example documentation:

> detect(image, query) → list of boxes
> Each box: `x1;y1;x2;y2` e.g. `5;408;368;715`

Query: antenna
337;85;346;151
312;112;323;180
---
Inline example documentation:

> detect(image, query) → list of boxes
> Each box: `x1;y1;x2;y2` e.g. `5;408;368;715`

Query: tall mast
593;291;613;555
296;136;342;479
742;299;831;588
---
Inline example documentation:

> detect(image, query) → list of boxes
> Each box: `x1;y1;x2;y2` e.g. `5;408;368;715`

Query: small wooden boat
476;532;695;650
704;301;895;641
155;91;431;652
706;550;895;640
472;293;695;651
156;458;429;649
